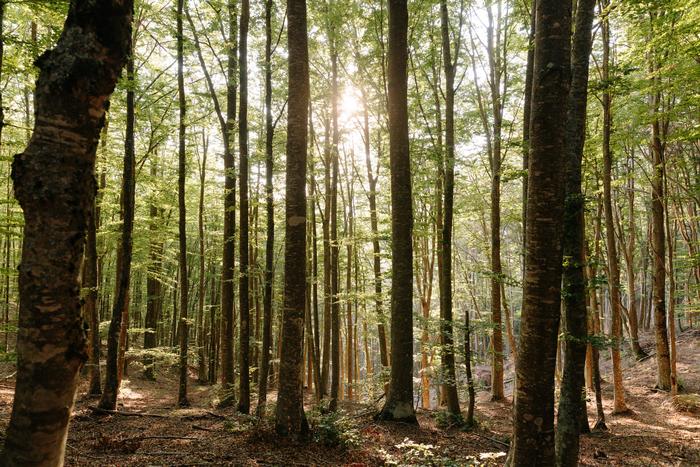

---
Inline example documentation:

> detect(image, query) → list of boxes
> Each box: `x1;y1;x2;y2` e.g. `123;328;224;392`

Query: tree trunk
275;0;310;437
257;0;275;416
220;0;238;407
508;1;571;464
197;134;208;383
144;158;162;381
439;0;461;416
555;0;596;462
99;36;137;412
176;0;190;408
601;5;627;412
377;0;416;424
464;308;475;427
3;2;132;463
237;0;251;415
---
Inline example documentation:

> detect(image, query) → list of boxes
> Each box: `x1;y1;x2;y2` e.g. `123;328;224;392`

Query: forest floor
0;330;698;466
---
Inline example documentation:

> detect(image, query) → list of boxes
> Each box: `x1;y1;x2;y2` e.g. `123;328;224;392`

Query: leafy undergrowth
0;331;696;465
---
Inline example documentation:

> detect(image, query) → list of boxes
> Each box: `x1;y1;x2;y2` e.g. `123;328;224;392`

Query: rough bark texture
508;0;571;464
176;0;190;408
257;0;274;417
220;0;238;406
3;1;132;463
555;0;596;463
439;0;460;417
237;0;251;415
99;36;136;412
377;0;416;424
275;0;310;437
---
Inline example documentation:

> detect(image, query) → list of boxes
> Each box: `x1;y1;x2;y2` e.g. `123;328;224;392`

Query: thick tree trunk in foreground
100;39;137;412
508;1;571;464
237;0;251;415
275;0;310;437
3;1;132;463
378;0;416;424
439;0;460;417
555;0;596;463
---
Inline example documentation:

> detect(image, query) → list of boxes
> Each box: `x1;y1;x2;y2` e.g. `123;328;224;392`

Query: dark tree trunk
220;0;238;407
521;0;535;271
439;0;460;417
257;0;275;417
237;0;251;415
464;309;475;426
197;135;208;383
555;0;596;463
3;1;132;463
508;1;571;464
329;30;341;412
176;0;190;408
377;0;416;424
99;37;137;412
144;158;162;381
85;165;102;396
275;0;310;437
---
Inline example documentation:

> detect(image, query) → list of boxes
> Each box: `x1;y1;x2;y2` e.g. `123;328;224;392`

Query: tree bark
275;0;310;437
176;0;190;408
377;0;416;424
197;134;208;383
555;0;596;462
237;0;251;415
3;1;132;463
144;158;162;381
220;0;238;407
257;0;275;416
508;0;571;464
439;0;461;416
99;35;137;412
601;4;627;412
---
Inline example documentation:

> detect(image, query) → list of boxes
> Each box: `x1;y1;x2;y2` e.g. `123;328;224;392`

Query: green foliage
307;409;362;450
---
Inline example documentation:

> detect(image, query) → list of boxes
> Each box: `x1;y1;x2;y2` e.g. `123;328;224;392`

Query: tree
275;0;310;437
377;0;416;424
555;0;597;462
439;0;460;417
99;33;137;412
508;0;571;464
220;0;238;407
257;0;275;417
237;0;251;415
2;0;133;462
601;1;627;412
176;0;190;408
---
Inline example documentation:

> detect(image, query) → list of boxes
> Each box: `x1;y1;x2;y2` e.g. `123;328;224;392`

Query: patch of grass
672;393;700;414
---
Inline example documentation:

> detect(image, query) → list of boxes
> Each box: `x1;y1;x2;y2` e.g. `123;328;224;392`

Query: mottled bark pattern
3;1;133;464
275;0;310;437
509;0;571;464
556;0;596;463
378;0;416;424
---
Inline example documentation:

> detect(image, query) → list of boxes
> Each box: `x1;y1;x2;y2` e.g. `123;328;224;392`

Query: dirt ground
0;330;698;466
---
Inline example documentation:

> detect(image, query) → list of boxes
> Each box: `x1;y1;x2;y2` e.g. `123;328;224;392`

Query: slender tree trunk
2;2;132;463
329;28;341;412
464;308;475;426
601;5;627;412
176;0;190;408
257;0;275;416
144;159;162;381
555;0;596;462
275;0;310;437
197;135;208;383
99;37;137;412
378;0;416;424
364;106;389;369
237;0;251;415
220;0;238;407
508;1;571;464
439;0;460;416
664;166;678;395
521;0;535;272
